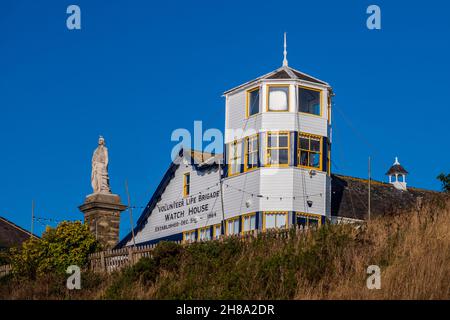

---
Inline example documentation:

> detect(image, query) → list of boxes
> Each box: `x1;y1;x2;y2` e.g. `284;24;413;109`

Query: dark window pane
279;134;288;147
300;151;308;166
249;89;259;116
297;216;307;227
299;87;321;115
310;139;320;152
300;137;309;150
279;149;288;164
310;153;320;168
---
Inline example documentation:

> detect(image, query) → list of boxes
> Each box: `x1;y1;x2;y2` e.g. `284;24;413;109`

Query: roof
386;164;408;175
331;174;447;220
0;216;38;250
223;65;330;95
117;148;222;248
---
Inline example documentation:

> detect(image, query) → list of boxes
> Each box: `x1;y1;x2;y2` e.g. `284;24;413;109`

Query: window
228;140;242;176
242;213;256;234
226;217;240;235
298;86;321;116
245;135;259;171
267;85;289;111
296;213;321;228
298;133;322;170
263;212;288;230
183;230;196;243
198;227;211;241
247;87;260;117
183;173;190;197
213;224;222;239
266;132;289;166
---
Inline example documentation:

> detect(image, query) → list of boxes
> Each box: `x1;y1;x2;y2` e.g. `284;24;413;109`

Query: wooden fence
0;264;11;278
88;226;315;273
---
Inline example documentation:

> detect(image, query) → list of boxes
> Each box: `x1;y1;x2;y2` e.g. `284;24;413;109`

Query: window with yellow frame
212;224;222;239
295;212;322;228
246;87;260;117
266;132;289;166
228;140;242;176
183;173;190;197
225;217;240;235
267;85;289;112
241;213;256;234
245;135;259;172
298;86;322;116
298;133;322;170
183;230;196;243
198;226;211;241
263;212;288;231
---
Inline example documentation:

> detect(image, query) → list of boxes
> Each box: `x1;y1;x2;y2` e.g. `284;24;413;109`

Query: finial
283;32;288;67
394;157;400;165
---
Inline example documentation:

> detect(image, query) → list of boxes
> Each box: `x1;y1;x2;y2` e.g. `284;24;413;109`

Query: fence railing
0;264;11;278
88;226;314;273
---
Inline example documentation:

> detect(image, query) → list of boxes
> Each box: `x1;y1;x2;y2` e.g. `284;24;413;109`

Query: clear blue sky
1;0;449;238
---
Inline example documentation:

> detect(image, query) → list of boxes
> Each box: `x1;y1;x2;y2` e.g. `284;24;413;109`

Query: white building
120;37;333;247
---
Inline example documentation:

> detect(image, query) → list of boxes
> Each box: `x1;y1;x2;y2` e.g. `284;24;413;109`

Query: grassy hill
1;198;449;299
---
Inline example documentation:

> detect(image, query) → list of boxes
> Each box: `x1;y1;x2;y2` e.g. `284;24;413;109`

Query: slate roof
223;65;330;95
331;174;447;220
0;216;38;250
386;164;408;175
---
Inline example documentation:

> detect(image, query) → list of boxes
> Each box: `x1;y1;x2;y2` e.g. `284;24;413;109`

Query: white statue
91;136;111;194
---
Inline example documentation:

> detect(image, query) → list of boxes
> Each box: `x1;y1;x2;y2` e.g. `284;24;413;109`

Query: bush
10;221;100;278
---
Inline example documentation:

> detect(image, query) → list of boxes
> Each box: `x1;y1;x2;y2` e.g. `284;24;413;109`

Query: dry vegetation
1;198;449;300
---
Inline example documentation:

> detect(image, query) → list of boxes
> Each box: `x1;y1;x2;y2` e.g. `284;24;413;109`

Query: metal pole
368;156;371;221
218;159;226;237
125;179;136;247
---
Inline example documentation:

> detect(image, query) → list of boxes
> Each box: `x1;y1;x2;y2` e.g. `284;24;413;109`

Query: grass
1;198;449;299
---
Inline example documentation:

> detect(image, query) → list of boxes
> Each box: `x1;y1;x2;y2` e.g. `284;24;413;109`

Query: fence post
100;251;105;272
128;247;133;266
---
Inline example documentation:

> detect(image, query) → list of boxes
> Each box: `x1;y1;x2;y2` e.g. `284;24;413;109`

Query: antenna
125;179;136;247
283;32;288;67
31;200;35;236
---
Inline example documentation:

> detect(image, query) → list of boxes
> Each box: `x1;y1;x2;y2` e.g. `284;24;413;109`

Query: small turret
386;157;408;191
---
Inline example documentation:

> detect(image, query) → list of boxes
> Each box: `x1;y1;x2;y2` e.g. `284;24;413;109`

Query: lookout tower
386;157;408;191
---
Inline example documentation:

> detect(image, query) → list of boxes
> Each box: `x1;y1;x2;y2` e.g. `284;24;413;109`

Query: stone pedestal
79;193;127;250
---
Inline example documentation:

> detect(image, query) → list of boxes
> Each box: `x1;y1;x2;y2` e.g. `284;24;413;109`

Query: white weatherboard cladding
259;168;295;212
292;169;327;216
128;163;222;245
222;170;260;219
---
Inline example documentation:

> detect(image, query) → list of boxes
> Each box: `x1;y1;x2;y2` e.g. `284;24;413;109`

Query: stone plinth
79;193;127;249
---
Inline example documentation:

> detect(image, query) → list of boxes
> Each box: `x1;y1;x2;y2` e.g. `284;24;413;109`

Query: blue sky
0;0;449;238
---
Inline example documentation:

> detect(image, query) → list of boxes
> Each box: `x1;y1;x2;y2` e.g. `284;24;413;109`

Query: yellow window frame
182;229;196;243
266;84;290;112
262;211;289;231
241;212;257;234
225;216;240;235
227;140;241;176
298;85;323;117
296;212;322;227
197;226;211;241
244;134;259;172
246;86;260;118
183;172;190;197
265;131;290;167
297;133;323;171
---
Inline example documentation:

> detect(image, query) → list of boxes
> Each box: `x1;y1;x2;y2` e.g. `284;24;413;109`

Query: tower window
198;227;211;241
263;212;288;230
266;132;289;166
242;213;257;233
228;140;242;176
183;173;190;197
245;134;259;171
267;85;289;111
226;217;240;235
247;87;260;117
298;133;322;170
298;86;321;116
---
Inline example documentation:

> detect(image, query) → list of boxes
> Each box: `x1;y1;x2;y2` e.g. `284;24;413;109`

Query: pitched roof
117;148;222;248
223;65;330;95
331;174;447;220
386;164;408;175
0;216;38;250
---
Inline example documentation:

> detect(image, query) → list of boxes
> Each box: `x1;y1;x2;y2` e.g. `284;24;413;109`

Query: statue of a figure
91;136;111;194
